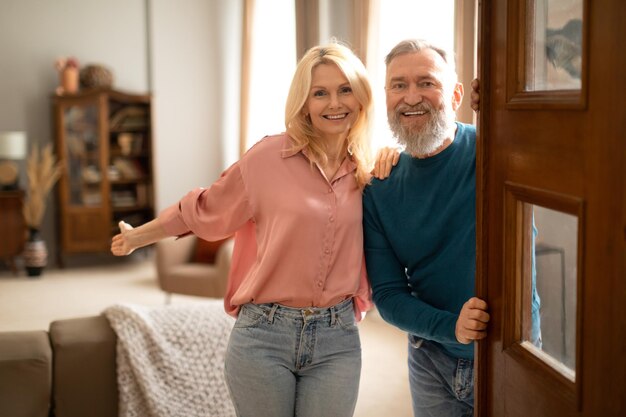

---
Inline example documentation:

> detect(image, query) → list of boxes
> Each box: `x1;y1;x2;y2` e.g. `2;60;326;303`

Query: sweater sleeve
158;161;254;240
362;187;458;344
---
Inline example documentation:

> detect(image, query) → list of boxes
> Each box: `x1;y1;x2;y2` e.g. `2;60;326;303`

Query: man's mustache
394;103;432;114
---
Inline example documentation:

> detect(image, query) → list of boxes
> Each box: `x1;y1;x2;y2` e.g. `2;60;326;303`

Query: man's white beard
388;102;455;157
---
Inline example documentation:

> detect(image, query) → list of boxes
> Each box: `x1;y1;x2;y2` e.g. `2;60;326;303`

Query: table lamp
0;131;27;190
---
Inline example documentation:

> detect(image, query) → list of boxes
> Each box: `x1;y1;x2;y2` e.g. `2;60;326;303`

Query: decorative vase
23;228;48;277
61;67;79;94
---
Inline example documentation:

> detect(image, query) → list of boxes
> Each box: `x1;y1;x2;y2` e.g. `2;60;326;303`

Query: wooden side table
0;190;26;274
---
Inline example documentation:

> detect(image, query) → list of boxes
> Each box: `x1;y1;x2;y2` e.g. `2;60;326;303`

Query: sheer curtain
239;0;296;153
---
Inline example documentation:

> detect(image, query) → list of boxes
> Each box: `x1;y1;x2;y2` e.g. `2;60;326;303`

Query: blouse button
324;248;330;254
329;216;334;222
317;281;323;287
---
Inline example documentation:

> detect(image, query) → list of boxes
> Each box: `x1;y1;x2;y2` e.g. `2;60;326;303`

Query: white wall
149;0;241;209
0;0;149;130
0;0;240;265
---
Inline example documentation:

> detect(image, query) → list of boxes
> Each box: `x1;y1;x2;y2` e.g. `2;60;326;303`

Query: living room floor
0;254;412;417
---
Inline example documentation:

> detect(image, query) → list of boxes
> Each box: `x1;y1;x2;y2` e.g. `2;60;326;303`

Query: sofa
0;315;118;417
0;300;235;417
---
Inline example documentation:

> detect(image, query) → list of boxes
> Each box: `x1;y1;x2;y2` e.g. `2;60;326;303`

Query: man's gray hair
385;39;457;75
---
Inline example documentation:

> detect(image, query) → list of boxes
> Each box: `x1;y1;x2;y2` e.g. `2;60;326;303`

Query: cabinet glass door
526;0;583;91
62;104;101;207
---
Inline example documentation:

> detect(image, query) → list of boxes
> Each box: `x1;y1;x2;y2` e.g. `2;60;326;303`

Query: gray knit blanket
103;301;236;417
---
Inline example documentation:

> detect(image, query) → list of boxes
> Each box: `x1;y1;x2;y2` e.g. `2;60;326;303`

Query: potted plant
22;144;63;276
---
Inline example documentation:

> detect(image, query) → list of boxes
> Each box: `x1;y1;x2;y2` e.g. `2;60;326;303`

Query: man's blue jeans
224;298;361;417
408;335;473;417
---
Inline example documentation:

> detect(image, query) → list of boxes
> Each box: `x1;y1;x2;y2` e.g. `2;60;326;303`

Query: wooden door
475;0;625;416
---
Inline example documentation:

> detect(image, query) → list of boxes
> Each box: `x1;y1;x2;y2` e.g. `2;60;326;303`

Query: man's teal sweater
363;122;476;359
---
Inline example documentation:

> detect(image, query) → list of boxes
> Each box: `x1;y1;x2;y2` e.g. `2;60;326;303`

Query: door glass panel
523;204;578;381
63;104;101;206
526;0;583;91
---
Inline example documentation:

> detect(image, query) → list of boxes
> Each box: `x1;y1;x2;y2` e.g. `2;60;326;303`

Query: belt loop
267;304;278;323
330;306;337;326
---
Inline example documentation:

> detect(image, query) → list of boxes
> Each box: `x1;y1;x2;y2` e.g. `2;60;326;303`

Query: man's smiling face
385;49;460;157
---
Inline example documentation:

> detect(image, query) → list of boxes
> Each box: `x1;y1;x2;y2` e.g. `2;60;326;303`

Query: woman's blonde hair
285;42;372;188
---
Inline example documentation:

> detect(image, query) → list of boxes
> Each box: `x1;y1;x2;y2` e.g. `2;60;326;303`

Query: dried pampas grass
23;144;63;229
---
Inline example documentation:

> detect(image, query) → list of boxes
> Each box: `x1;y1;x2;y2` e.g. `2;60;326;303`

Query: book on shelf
110;158;145;180
136;183;148;206
111;190;137;208
109;106;148;130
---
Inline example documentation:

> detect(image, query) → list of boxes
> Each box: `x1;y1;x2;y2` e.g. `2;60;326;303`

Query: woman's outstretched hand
372;147;401;180
111;221;135;256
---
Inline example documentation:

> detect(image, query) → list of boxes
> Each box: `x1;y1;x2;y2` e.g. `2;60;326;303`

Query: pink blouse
158;134;372;320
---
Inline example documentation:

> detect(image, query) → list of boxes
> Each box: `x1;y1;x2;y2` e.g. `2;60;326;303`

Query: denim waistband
252;298;353;321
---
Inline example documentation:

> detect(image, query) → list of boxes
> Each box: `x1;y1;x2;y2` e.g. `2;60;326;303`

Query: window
243;0;296;151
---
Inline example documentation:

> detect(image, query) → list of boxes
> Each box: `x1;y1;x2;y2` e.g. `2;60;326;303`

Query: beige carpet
0;255;412;417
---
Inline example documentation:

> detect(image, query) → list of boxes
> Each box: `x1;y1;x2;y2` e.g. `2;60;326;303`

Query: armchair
154;236;234;303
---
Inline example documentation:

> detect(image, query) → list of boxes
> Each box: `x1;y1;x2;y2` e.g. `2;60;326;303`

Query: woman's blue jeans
408;335;474;417
224;298;361;417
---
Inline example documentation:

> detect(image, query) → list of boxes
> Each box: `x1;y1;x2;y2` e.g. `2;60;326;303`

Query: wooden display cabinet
52;89;155;260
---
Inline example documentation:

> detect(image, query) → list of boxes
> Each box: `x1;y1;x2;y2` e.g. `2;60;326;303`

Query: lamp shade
0;131;27;159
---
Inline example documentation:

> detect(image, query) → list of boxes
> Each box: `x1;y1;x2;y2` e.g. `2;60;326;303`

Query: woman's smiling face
303;63;360;142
